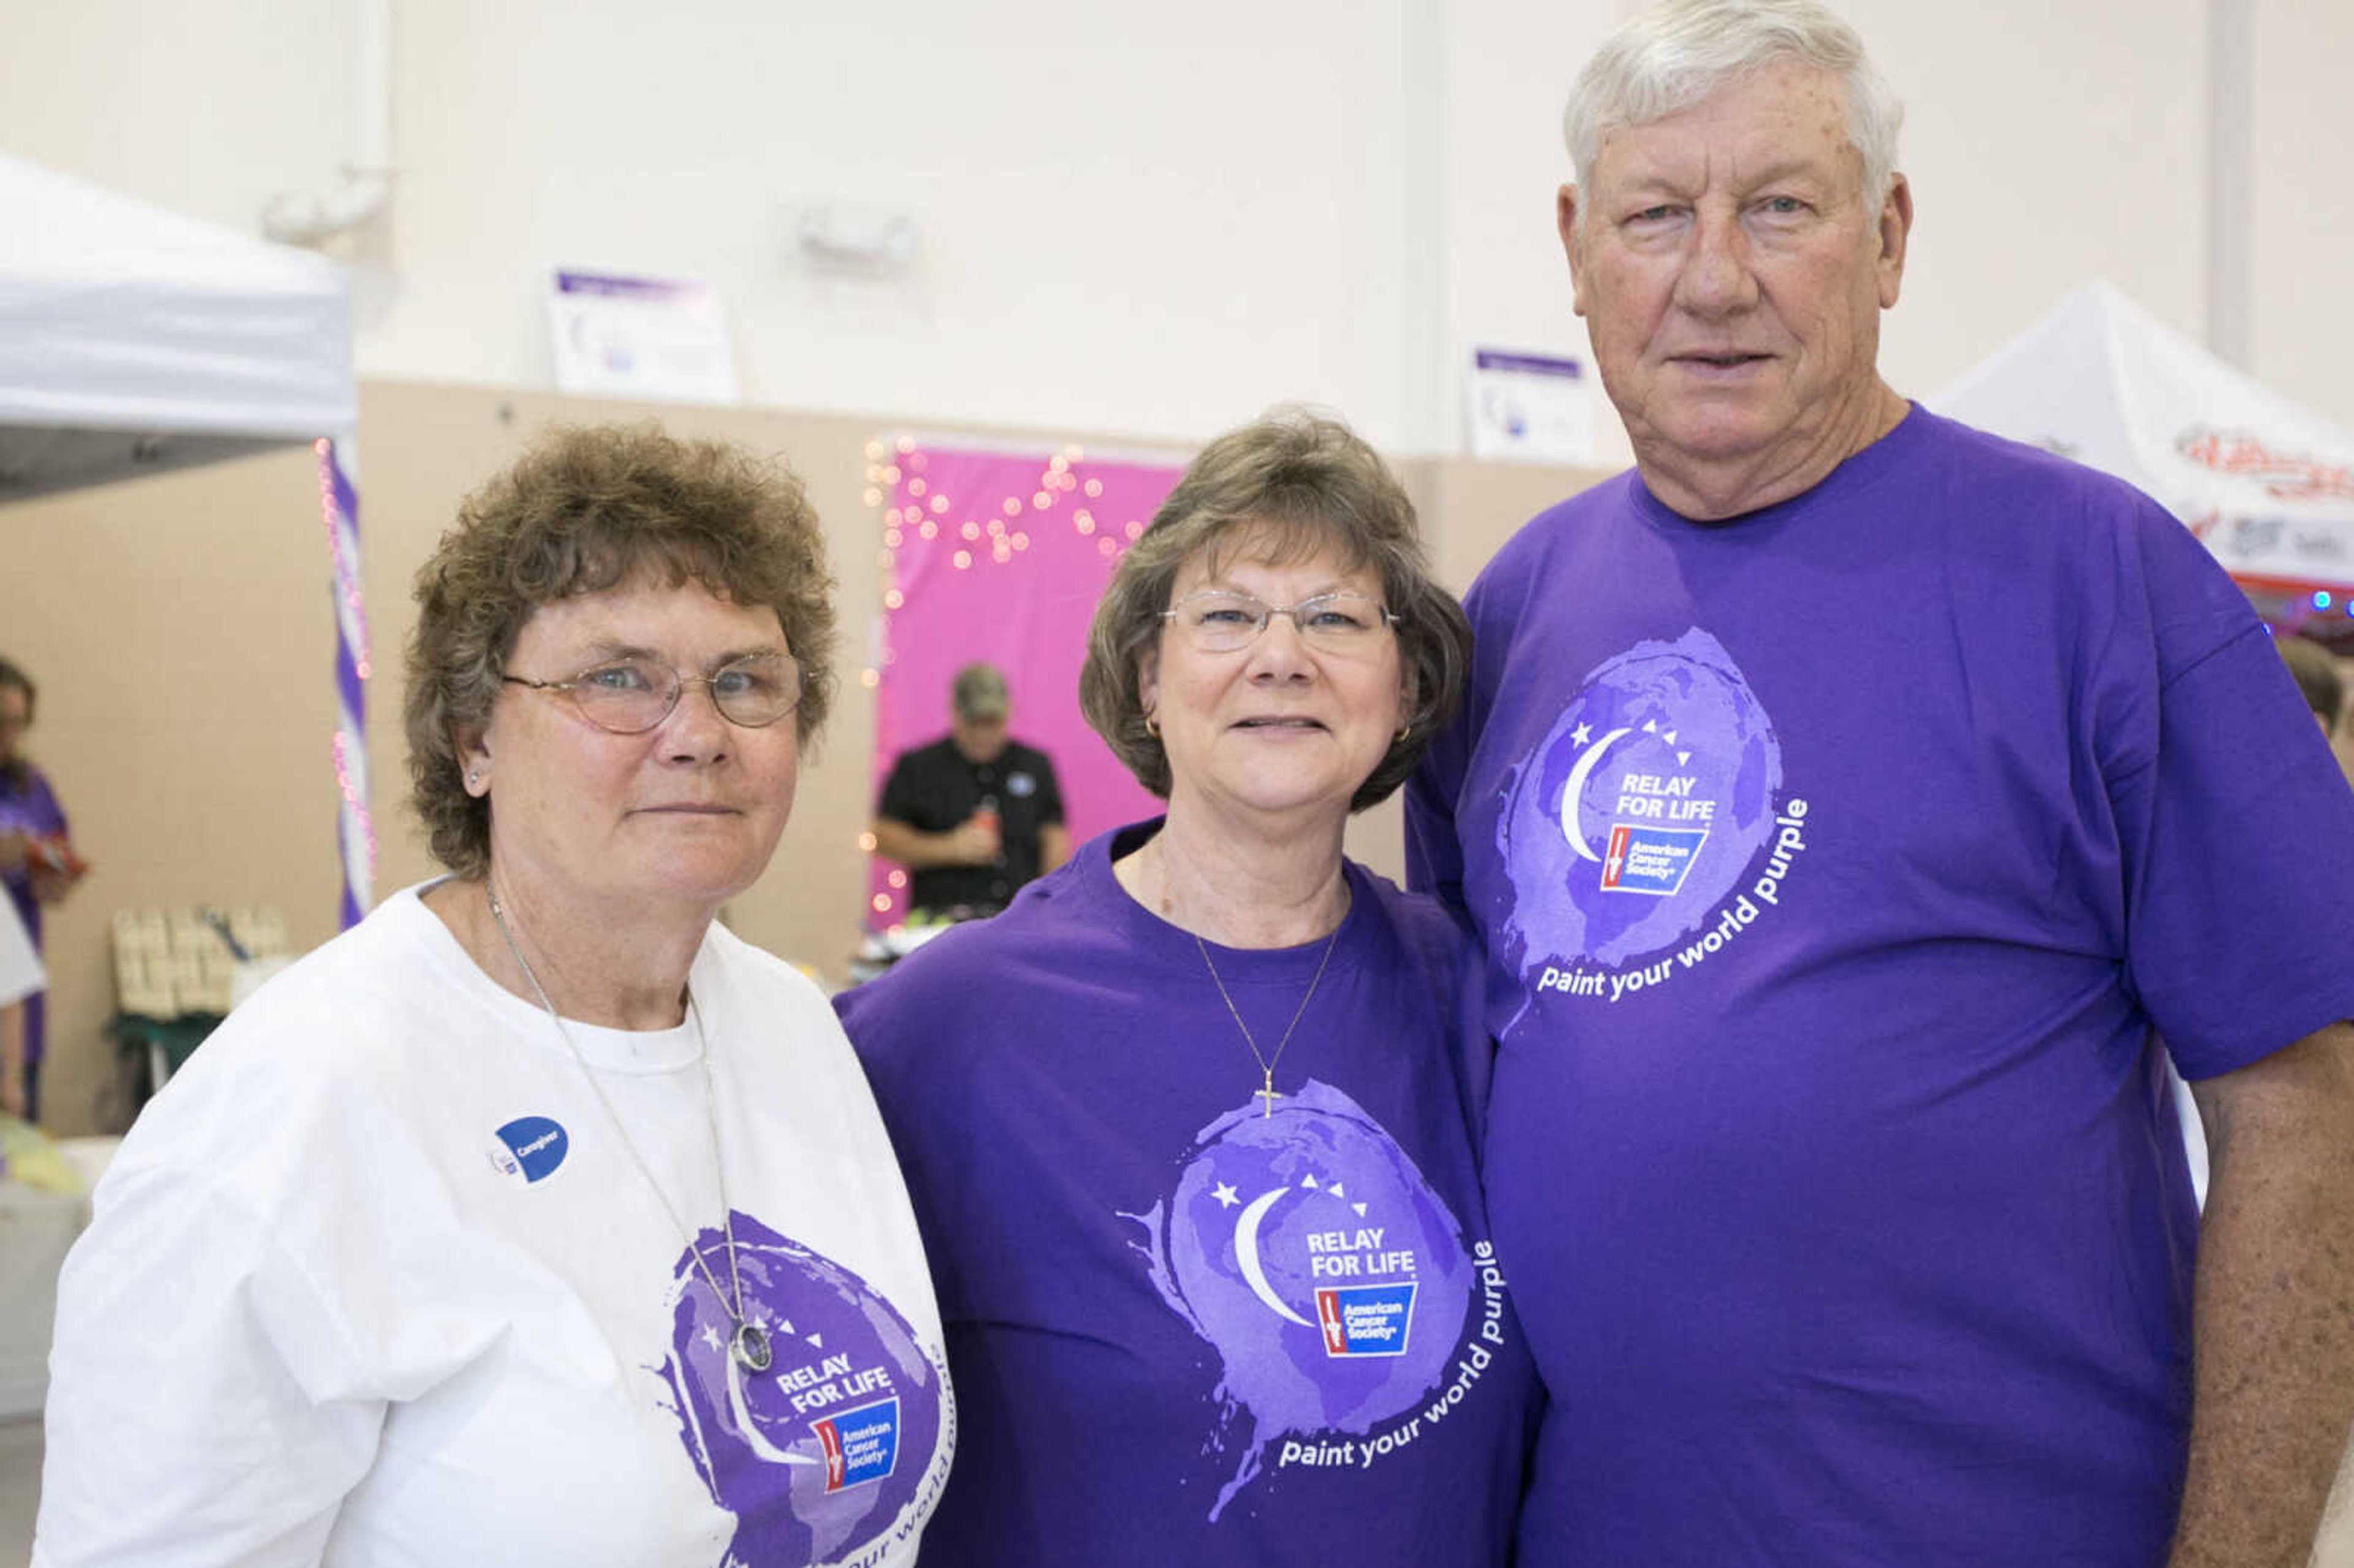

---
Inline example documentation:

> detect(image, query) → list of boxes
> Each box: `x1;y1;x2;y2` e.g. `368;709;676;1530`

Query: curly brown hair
405;423;838;877
1078;408;1470;813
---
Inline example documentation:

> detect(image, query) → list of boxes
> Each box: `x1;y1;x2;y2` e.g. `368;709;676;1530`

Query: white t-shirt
35;884;953;1568
0;892;42;1009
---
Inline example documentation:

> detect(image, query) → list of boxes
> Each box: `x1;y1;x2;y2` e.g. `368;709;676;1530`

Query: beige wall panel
1426;459;1618;595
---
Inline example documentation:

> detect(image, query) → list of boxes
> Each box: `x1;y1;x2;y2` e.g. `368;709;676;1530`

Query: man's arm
1027;754;1070;876
2172;1021;2354;1568
870;815;997;871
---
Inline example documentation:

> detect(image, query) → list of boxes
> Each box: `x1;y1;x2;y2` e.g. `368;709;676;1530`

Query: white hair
1563;0;1904;209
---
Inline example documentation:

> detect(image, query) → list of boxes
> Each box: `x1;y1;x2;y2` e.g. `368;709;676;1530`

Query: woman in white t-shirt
36;425;953;1568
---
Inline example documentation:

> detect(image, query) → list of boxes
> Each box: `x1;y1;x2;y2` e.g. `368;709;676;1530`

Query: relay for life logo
658;1214;953;1568
1493;628;1811;1003
1129;1081;1512;1521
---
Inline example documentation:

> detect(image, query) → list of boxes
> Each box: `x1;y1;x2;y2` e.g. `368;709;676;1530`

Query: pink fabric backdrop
866;443;1180;927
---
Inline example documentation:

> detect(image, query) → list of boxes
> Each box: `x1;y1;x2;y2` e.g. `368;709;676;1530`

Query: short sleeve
1404;750;1467;916
41;773;69;839
2105;532;2354;1076
1030;751;1065;825
1408;574;1492;916
834;957;985;1317
35;1165;382;1568
876;751;922;823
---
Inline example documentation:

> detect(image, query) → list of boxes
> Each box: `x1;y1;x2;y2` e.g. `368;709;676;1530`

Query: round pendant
731;1320;773;1374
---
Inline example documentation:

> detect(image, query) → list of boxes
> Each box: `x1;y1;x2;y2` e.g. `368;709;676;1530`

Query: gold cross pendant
1255;1068;1282;1119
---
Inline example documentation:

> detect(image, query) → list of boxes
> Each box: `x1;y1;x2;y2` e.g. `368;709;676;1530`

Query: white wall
4;0;2351;454
2250;0;2354;433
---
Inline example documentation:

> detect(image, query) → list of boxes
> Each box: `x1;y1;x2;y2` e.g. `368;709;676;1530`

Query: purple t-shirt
0;763;67;1064
837;822;1537;1567
1406;406;2354;1567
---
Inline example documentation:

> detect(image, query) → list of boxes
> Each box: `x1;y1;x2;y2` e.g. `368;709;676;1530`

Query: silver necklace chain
484;885;773;1373
1194;923;1342;1119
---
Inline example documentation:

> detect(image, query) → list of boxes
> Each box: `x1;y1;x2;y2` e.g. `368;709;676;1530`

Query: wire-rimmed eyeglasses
1159;590;1398;654
500;653;803;733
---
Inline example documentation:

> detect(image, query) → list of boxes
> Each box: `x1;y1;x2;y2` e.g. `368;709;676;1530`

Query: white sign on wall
546;268;740;405
1465;348;1595;465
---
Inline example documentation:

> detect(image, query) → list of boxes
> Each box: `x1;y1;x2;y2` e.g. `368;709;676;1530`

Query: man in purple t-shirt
1405;3;2354;1565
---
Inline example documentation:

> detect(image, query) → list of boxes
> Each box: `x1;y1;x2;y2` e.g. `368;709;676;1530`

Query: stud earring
466;769;482;788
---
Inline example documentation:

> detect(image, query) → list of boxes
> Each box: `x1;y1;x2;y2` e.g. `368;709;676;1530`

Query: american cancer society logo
1315;1281;1417;1357
813;1395;901;1493
1599;821;1707;896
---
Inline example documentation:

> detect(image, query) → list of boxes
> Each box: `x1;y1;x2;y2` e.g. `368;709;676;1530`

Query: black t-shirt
876;736;1066;913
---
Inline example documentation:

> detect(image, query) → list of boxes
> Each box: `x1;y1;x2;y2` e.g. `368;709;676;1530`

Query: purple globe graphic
659;1212;946;1566
1496;627;1783;972
1134;1080;1474;1519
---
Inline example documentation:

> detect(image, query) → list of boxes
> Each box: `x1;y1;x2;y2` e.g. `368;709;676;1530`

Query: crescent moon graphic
725;1344;823;1466
1234;1186;1314;1327
1558;726;1632;862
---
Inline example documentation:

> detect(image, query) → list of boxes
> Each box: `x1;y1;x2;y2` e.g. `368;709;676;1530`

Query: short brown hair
405;423;838;877
1078;408;1470;812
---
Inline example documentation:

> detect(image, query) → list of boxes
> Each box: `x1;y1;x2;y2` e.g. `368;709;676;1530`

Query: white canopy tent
0;149;367;920
0;151;354;500
1933;281;2354;602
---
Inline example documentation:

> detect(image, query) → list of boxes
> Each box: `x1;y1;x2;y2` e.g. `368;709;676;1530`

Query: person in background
0;657;85;1125
36;424;951;1567
839;410;1536;1567
1406;2;2354;1564
871;660;1068;916
2278;632;2344;737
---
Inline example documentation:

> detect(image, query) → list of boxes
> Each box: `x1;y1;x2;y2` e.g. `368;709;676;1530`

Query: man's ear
1559;183;1591;319
1876;172;1913;310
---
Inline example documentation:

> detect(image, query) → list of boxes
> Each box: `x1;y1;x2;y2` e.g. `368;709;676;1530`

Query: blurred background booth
0;151;354;1421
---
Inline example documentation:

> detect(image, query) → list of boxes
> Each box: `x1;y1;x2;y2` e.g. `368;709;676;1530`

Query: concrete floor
0;1417;38;1568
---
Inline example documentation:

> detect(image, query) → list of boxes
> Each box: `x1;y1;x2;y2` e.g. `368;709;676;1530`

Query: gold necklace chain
1194;924;1342;1118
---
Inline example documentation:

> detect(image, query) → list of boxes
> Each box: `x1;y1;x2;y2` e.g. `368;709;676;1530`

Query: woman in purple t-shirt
0;657;84;1122
839;411;1538;1567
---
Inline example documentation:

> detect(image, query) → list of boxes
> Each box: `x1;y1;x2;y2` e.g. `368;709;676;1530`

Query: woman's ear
1137;650;1160;731
459;728;492;796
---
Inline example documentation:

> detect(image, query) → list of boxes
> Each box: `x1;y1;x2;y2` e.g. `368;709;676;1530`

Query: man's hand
28;862;78;904
871;813;1000;872
942;812;1002;867
2173;1021;2354;1568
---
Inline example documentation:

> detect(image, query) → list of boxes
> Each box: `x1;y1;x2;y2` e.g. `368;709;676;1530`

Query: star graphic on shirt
1571;721;1593;747
1212;1182;1240;1208
702;1325;723;1352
